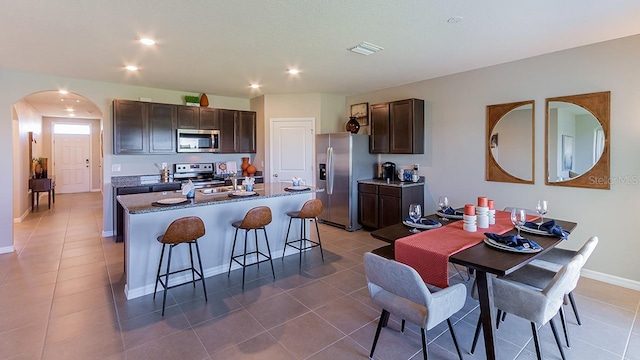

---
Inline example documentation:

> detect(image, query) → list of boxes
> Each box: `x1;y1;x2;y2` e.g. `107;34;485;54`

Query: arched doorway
13;90;102;220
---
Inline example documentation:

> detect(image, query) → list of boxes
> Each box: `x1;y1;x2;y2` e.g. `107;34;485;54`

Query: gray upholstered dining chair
528;236;599;326
470;254;585;360
363;252;466;360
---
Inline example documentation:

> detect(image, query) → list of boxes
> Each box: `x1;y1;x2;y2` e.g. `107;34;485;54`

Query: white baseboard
0;245;15;254
13;209;31;223
581;268;640;291
102;230;114;237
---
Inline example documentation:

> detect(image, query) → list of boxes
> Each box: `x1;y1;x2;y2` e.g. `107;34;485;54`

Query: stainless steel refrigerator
316;133;376;231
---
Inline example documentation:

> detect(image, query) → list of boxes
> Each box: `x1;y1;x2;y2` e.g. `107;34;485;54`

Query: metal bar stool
283;199;324;267
228;206;275;289
154;216;208;316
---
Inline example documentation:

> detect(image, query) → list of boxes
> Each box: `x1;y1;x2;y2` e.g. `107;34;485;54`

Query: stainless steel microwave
177;129;220;153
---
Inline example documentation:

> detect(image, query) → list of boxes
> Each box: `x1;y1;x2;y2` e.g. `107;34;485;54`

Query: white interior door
54;134;91;193
270;118;315;185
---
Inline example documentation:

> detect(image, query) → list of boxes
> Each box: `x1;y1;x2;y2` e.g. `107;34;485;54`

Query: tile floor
1;192;639;360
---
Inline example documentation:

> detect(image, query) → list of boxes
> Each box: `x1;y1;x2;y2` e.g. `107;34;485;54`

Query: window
53;123;90;135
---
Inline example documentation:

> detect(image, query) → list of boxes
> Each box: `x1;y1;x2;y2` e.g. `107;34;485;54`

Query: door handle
273;174;278;177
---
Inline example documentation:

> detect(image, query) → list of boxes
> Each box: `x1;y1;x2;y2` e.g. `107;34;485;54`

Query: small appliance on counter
381;162;396;182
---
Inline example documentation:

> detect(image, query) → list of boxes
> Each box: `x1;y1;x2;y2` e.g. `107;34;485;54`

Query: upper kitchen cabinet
113;100;177;154
176;105;218;129
217;109;236;153
236;111;256;153
369;98;424;154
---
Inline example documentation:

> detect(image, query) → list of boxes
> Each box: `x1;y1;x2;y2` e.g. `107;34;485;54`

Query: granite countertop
358;177;425;187
117;183;323;214
111;174;264;188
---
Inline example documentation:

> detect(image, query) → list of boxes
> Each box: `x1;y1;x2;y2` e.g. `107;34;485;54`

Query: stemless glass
536;200;548;225
409;203;422;233
438;196;449;221
511;208;527;238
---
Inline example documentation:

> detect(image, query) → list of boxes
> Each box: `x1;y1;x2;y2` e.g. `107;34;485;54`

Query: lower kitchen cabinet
358;181;424;229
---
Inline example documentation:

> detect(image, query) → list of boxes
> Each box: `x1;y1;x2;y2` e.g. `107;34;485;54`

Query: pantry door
270;118;315;185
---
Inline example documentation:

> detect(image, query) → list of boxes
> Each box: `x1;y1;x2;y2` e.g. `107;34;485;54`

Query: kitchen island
117;183;323;300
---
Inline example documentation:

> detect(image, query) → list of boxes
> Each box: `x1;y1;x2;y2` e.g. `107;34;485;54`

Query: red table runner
395;211;533;288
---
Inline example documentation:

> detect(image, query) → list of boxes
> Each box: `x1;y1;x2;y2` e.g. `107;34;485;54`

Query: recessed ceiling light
139;37;156;46
287;69;299;75
58;90;69;95
125;65;138;71
447;16;463;24
250;83;261;89
69;113;75;117
65;108;73;112
348;42;383;56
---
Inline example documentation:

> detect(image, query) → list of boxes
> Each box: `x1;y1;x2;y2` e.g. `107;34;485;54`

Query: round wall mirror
486;100;534;184
545;92;610;189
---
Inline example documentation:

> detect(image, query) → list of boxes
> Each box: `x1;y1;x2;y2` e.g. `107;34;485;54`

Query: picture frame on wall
350;102;369;126
562;135;574;171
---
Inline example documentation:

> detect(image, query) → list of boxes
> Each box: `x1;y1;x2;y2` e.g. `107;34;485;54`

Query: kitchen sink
200;186;235;194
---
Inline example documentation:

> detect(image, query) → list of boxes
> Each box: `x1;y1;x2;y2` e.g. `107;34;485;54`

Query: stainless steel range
173;163;226;189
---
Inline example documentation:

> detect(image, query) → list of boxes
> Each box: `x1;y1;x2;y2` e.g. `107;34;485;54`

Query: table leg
36;191;40;208
476;270;497;360
31;192;35;211
48;191;51;209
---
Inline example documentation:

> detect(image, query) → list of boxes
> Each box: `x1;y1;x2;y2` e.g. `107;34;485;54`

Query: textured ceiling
3;0;640;117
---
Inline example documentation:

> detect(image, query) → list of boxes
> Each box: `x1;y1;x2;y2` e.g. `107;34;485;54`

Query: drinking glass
536;200;548;225
438;196;449;221
511;208;527;238
409;203;422;233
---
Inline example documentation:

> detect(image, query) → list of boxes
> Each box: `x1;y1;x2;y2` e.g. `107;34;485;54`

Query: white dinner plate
402;220;442;230
436;211;464;220
229;191;257;197
483;238;542;253
285;186;311;191
517;225;554;236
156;197;189;205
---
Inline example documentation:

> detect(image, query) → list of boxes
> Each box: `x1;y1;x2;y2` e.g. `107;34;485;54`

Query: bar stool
283;199;324;267
228;206;275;288
154;216;207;316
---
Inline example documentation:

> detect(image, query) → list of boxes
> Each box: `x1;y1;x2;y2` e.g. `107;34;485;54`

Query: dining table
369;211;577;360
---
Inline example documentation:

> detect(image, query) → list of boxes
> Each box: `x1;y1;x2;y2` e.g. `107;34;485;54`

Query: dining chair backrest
364;252;432;308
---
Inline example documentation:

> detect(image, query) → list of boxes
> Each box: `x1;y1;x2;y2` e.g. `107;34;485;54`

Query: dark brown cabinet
114;99;256;154
358;182;424;229
369;98;424;154
114;100;177;154
176;106;218;129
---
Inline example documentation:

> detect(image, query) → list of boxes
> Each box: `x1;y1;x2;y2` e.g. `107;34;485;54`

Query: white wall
347;34;640;285
12;100;43;221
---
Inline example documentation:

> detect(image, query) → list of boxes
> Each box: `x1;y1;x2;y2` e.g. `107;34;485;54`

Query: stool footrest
231;250;273;268
285;238;321;251
157;268;205;291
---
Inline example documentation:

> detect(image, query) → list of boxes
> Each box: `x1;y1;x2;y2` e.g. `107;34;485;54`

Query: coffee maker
381;162;396;181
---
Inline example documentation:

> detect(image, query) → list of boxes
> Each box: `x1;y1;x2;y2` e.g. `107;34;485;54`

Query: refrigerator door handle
327;147;334;195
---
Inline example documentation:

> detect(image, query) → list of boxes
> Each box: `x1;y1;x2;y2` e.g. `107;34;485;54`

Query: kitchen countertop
358;177;425;187
117;182;323;214
111;173;264;188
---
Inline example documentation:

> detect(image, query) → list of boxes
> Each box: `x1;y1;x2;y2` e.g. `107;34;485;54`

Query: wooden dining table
370;214;577;360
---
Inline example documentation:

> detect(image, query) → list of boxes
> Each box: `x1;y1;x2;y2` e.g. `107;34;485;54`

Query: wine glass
511;208;527;238
438;196;449;221
409;203;422;233
536;200;548;225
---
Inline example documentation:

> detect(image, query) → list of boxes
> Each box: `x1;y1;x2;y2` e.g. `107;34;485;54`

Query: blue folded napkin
523;220;570;239
405;217;440;226
441;207;464;215
484;232;542;251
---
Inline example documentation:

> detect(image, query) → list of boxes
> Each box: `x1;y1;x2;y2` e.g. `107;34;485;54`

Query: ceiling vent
348;42;383;56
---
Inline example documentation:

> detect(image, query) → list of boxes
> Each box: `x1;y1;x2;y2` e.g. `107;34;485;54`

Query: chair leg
314;217;324;261
298;218;304;267
188;242;196;287
559;305;570;347
283;217;293;259
161;245;173;316
401;319;405;333
228;228;239;276
154;244;166;299
241;230;248;289
550;318;568;360
254;229;260;270
370;309;389;359
420;327;429;360
531;322;542;360
568;292;582;325
262;227;276;280
451;263;470;281
194;240;208;302
496;309;503;329
447;319;463;360
470;316;482;354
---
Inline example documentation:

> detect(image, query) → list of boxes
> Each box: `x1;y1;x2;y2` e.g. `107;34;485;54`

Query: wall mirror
486;100;534;184
546;91;610;189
